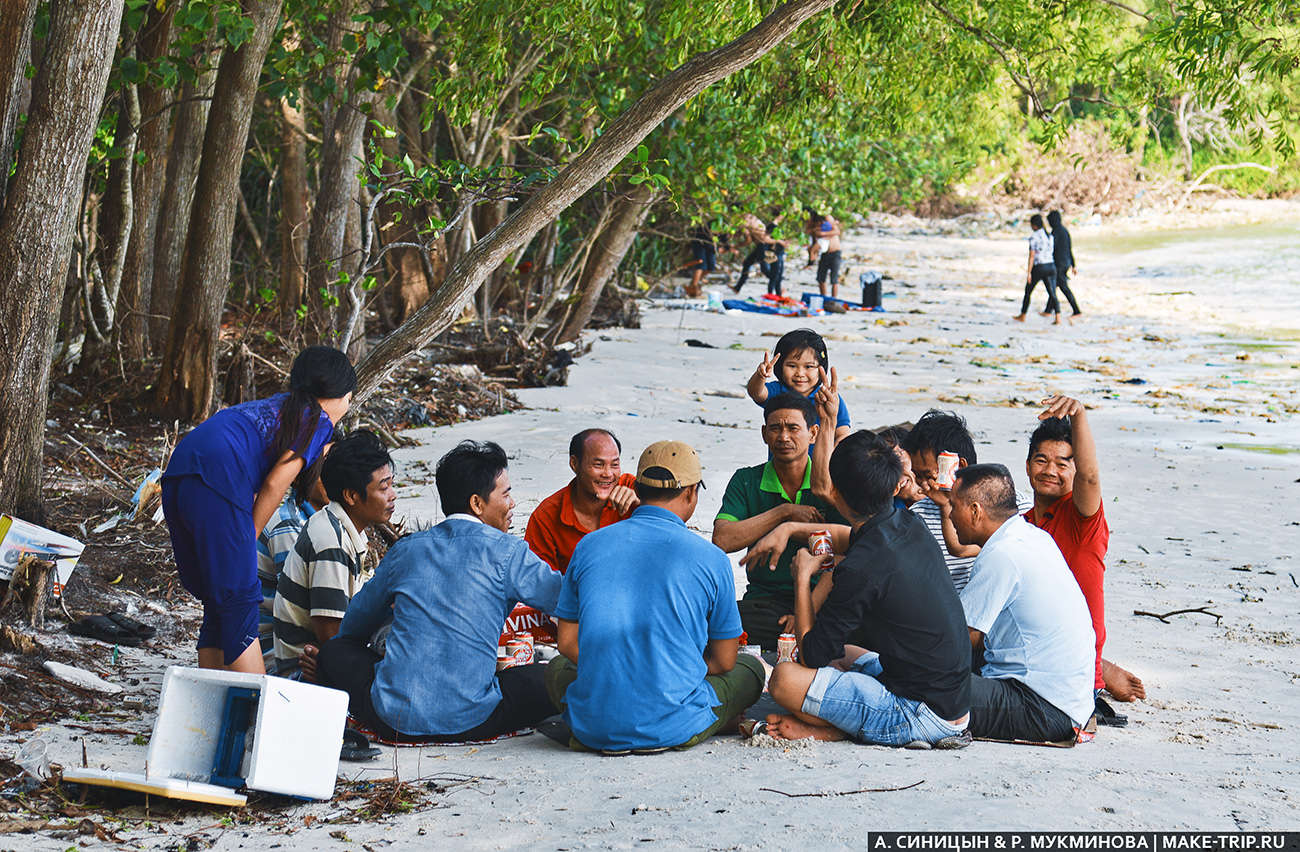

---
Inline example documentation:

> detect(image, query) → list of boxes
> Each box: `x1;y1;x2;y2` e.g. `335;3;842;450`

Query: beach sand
4;199;1297;848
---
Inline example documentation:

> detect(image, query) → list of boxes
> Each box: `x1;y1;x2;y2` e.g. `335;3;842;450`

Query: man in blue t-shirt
546;440;764;753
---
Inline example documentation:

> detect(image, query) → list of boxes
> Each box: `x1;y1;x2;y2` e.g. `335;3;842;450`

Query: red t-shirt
1024;492;1107;689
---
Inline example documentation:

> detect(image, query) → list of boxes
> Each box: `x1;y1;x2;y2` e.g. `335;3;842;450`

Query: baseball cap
636;440;703;489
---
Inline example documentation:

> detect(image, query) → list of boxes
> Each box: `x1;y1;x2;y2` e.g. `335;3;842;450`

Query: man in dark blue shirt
764;421;973;748
1046;210;1082;317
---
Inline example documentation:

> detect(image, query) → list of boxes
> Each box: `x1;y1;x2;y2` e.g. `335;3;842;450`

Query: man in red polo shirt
1024;396;1145;726
526;429;639;574
504;429;638;644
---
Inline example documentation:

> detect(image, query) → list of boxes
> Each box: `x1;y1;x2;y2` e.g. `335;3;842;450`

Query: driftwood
0;555;56;629
760;779;925;797
1132;606;1222;625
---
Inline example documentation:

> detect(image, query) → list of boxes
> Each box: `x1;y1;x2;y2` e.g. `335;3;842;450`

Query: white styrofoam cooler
144;666;349;800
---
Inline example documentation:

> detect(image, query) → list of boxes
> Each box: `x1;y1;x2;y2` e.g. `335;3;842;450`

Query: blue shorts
161;474;261;665
802;652;965;746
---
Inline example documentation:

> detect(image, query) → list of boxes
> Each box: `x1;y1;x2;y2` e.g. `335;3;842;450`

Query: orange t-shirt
524;473;637;574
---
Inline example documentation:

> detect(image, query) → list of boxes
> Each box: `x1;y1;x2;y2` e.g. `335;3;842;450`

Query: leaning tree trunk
117;1;176;359
557;183;657;343
0;0;38;207
153;0;283;421
351;0;839;405
0;0;124;521
150;43;219;353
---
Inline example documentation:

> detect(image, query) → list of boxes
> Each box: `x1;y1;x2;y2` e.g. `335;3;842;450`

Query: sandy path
5;201;1298;848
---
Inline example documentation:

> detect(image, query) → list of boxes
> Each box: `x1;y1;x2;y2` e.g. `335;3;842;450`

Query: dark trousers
816;250;842;292
764;247;785;296
1021;263;1058;314
738;596;793;652
1049;267;1081;314
969;674;1076;742
317;634;557;743
736;245;765;288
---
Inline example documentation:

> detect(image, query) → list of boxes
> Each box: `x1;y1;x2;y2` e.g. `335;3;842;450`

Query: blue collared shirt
555;505;742;750
337;516;562;736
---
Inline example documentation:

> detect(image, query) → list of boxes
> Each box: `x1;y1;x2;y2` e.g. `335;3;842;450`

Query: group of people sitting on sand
160;334;1143;753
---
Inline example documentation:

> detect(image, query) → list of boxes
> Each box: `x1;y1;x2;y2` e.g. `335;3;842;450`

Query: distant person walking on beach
686;225;716;299
1014;214;1058;325
1046;211;1082;318
734;210;787;296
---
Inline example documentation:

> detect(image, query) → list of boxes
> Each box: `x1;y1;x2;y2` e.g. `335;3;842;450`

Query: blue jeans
801;652;966;746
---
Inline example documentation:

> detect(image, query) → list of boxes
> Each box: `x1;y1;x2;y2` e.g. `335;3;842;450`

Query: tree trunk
116;1;175;358
150;44;220;353
278;93;308;323
306;90;374;343
0;0;38;207
153;0;283;420
351;0;838;405
0;0;124;521
558;184;657;342
1173;93;1194;180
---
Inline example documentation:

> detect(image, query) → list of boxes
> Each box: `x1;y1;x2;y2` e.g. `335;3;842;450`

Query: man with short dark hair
525;428;638;575
317;440;561;743
713;393;848;650
763;418;973;748
1025;396;1144;724
948;463;1095;742
545;441;763;753
272;431;395;679
903;409;1031;593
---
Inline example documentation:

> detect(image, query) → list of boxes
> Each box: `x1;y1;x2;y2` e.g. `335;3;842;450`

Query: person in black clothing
763;381;972;747
686;225;716;298
1045;210;1082;317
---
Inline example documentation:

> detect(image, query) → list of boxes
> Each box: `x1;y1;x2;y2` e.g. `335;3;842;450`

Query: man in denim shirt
317;440;562;742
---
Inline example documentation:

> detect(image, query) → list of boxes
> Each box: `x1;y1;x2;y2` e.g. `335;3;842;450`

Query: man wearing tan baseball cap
543;440;764;753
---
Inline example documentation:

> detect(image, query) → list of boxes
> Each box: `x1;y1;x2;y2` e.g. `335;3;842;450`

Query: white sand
4;199;1298;847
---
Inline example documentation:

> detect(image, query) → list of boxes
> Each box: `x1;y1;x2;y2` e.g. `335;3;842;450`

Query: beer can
776;633;798;664
937;451;960;489
506;633;534;667
809;529;833;567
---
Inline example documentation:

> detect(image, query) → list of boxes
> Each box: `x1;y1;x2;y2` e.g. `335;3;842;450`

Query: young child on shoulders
746;328;851;441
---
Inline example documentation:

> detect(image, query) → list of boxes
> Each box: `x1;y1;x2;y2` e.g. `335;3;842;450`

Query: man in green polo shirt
713;393;849;650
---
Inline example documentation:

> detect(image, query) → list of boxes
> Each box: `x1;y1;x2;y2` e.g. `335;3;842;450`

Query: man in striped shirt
902;410;1030;593
273;431;396;679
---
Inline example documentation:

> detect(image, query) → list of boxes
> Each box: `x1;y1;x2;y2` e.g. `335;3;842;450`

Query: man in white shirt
947;463;1095;741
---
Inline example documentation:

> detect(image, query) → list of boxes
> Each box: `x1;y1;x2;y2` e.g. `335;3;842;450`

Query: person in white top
1014;214;1060;325
947;462;1095;742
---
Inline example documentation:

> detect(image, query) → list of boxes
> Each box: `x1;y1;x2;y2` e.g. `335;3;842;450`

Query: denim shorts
801;652;965;746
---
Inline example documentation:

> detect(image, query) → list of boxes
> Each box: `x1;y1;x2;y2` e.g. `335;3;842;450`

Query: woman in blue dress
161;346;356;672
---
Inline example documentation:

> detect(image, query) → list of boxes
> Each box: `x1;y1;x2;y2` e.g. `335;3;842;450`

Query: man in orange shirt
525;429;640;574
505;429;638;644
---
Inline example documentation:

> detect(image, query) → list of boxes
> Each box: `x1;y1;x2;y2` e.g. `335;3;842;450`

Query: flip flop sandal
1094;696;1129;727
339;728;381;762
106;610;157;639
69;615;142;647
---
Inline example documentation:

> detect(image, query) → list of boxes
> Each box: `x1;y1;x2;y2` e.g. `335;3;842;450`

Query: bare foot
1039;311;1053;317
764;713;846;742
1102;659;1146;702
1052;315;1061;325
1012;314;1026;322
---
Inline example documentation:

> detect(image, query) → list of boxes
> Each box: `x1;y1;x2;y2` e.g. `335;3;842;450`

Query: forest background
0;0;1297;523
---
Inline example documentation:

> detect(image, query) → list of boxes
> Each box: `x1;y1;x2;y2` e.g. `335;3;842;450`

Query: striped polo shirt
272;501;371;664
911;491;1033;592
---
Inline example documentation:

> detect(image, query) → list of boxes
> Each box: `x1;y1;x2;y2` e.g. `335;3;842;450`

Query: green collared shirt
716;461;844;601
